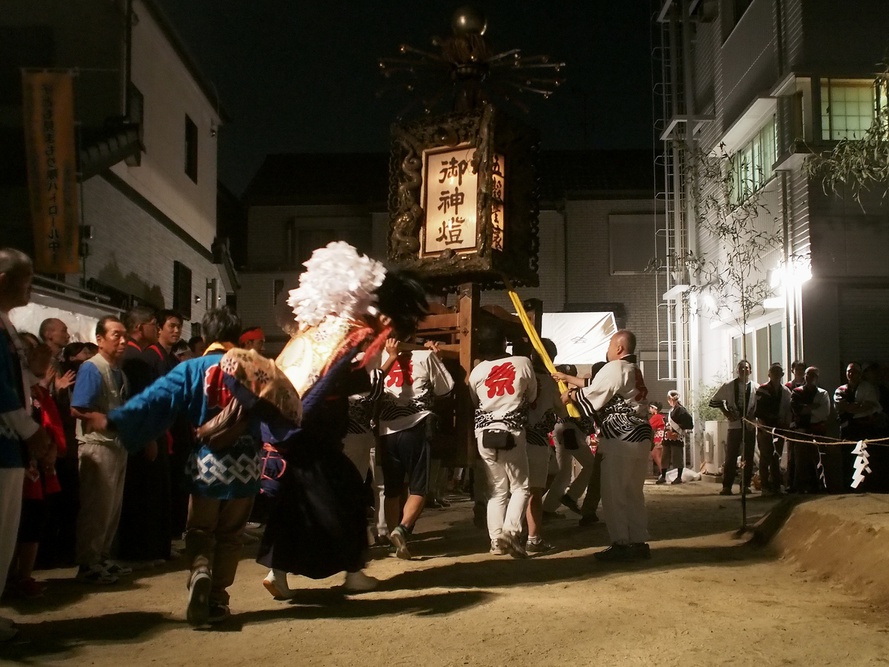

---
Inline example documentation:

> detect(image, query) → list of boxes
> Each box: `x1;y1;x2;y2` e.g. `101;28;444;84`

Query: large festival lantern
381;7;563;290
389;105;539;289
379;8;569;458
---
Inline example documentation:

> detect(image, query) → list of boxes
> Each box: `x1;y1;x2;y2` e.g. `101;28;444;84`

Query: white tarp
541;312;617;365
8;290;117;343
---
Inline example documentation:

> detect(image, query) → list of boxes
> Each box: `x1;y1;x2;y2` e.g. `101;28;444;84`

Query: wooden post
457;282;478;466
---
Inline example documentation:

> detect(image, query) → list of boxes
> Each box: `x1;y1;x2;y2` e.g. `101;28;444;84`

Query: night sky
153;1;657;195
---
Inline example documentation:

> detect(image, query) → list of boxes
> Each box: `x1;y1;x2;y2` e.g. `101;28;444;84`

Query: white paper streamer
816;446;827;490
850;440;871;489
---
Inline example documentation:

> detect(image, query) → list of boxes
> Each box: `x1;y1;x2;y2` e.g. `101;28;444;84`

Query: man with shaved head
39;318;70;359
0;249;51;639
556;329;653;562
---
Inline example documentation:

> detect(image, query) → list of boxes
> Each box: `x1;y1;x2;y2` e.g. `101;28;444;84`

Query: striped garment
573;355;652;444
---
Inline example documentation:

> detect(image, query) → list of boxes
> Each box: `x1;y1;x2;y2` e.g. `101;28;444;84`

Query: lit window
820;79;887;141
731;117;776;204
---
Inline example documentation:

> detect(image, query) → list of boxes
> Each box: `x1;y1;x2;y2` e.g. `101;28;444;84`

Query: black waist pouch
482;429;516;451
561;428;579;450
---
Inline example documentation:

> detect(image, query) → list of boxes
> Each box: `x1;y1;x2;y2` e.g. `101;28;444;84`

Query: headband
239;328;265;344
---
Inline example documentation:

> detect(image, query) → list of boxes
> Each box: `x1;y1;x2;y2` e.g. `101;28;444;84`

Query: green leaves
806;67;889;205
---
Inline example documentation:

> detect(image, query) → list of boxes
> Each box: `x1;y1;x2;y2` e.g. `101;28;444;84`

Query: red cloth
649;413;665;445
32;385;66;456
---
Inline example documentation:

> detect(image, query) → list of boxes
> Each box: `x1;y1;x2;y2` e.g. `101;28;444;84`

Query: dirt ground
3;480;889;667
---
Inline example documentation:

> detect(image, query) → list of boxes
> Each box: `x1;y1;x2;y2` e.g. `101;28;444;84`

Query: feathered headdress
286;241;387;330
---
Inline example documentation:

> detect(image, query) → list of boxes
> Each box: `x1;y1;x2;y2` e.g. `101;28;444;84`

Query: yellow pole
505;282;581;419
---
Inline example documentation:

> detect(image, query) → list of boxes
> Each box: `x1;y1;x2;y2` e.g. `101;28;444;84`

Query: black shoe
718;488;733;496
594;543;635;562
671;478;684;485
436;497;451;508
628;542;651;559
560;495;582;514
578;514;600;527
207;602;230;624
655;476;667;485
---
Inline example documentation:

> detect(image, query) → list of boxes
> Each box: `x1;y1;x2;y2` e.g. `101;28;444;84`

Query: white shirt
573;355;652;443
469;355;537;432
377;349;454;435
710;378;757;430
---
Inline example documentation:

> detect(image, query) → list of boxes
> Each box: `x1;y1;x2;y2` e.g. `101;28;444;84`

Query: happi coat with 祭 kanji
376;349;454;436
572;354;652;444
468;355;537;432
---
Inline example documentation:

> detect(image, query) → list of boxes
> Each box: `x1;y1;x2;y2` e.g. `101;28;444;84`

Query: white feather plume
286;241;386;329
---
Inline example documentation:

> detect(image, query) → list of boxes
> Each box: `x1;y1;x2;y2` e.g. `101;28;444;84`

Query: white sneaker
489;540;505;555
186;567;212;626
100;560;133;576
262;569;297;599
389;526;412;560
497;532;528;559
76;563;118;585
344;570;379;592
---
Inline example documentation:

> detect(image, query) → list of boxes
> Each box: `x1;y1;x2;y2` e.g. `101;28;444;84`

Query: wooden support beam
457;282;478;468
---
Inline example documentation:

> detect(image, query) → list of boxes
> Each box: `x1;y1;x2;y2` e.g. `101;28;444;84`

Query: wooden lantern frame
388;104;540;290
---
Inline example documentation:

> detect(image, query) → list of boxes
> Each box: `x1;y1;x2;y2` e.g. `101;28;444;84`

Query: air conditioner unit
702;419;728;475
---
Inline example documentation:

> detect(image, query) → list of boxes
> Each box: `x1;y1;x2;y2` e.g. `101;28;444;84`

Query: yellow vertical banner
21;71;80;274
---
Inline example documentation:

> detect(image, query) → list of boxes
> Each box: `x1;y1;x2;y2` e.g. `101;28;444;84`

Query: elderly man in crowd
0;249;51;641
556;330;653;562
710;360;757;496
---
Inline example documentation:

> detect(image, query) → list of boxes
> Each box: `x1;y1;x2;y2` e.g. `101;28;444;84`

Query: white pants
76;442;128;566
369;446;387;537
0;468;24;599
599;438;650;545
542;422;596;511
476;429;530;541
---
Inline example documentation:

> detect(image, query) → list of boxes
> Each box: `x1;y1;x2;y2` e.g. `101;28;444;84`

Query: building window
126;83;144;166
173;260;193;320
185;114;198;182
731;117;776;204
732;321;783;381
608;213;664;275
820;79;887;141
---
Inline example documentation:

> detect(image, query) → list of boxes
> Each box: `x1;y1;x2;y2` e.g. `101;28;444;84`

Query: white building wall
109;0;220;252
236;270;300;351
81;175;224;329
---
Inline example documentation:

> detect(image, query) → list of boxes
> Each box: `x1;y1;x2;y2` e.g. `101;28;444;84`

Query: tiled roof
242;149;658;207
242;153;391;206
536;149;659;200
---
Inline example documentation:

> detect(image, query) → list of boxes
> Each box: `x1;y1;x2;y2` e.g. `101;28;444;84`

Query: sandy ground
3;480;889;667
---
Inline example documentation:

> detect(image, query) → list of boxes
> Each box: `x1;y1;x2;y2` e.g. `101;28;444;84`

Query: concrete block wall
563;199;660;353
